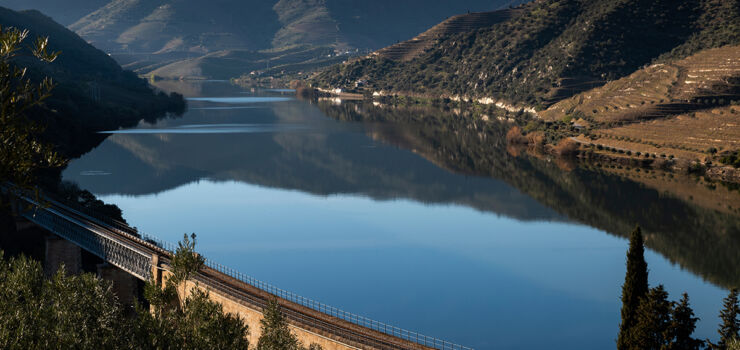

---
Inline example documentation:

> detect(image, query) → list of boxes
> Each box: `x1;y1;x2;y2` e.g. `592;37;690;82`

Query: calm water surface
63;81;737;350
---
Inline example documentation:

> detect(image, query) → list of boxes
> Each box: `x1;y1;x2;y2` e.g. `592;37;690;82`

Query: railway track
5;185;468;350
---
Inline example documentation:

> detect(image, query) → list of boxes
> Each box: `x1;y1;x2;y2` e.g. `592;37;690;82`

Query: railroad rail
2;185;473;350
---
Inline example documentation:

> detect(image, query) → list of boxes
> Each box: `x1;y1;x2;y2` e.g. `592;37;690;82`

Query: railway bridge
3;185;471;350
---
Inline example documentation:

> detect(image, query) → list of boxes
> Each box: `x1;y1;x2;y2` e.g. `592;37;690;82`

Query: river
62;81;739;350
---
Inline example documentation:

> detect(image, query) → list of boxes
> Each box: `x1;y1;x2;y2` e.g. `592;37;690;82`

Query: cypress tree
719;289;739;348
631;285;672;350
618;226;650;350
664;293;703;350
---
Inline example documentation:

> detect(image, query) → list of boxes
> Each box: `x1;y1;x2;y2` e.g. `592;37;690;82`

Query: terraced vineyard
374;9;520;62
541;45;740;123
598;106;740;153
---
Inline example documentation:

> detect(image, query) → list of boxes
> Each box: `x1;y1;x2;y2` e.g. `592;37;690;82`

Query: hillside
0;7;184;157
374;10;521;62
64;0;522;79
69;0;520;54
540;45;740;123
146;45;338;80
0;0;107;24
272;0;524;50
69;0;280;54
313;0;740;108
538;45;740;169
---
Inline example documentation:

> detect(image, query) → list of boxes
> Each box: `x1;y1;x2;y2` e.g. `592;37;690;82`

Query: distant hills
2;0;523;79
0;0;107;25
69;0;279;54
57;0;520;54
314;0;740;107
146;45;340;80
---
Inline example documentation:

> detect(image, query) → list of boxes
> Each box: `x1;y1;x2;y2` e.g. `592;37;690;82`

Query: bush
554;138;579;156
506;126;528;144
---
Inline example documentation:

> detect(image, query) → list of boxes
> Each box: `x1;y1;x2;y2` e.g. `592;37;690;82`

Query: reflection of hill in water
65;95;740;287
317;101;740;289
63;100;563;223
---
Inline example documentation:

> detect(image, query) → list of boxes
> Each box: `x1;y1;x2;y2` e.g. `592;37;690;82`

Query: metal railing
5;184;473;350
15;195;154;280
203;258;473;350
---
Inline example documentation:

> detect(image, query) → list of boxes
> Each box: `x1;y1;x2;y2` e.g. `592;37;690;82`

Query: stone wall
155;265;360;350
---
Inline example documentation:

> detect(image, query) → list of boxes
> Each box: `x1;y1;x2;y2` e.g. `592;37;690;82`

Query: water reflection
186;97;294;103
100;123;308;134
62;81;740;350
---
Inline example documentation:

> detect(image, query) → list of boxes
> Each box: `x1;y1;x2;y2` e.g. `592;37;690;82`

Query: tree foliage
258;299;301;350
169;233;205;306
256;299;324;350
618;226;649;350
0;251;129;349
133;287;250;350
0;26;63;188
629;285;672;350
718;289;740;348
136;233;249;350
664;293;704;350
0;232;250;350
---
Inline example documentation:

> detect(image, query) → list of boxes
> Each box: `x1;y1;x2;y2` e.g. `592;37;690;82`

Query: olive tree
0;26;63;189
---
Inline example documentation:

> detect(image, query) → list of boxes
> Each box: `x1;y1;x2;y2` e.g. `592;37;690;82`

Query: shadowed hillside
0;6;184;157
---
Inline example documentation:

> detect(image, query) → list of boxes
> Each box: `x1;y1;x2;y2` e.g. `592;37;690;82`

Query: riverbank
304;86;740;184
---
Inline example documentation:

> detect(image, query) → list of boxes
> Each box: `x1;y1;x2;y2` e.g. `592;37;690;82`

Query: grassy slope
313;0;740;107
